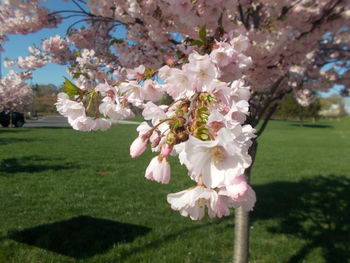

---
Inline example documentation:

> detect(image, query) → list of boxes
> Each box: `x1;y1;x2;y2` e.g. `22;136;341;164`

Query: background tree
276;93;321;123
0;71;32;112
319;94;347;117
31;83;60;115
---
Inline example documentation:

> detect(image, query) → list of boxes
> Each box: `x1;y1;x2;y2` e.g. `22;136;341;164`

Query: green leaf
191;40;203;47
266;17;277;24
63;77;80;98
184;37;192;43
175;108;184;116
176;50;184;58
72;72;89;79
89;89;98;99
199;26;207;42
86;90;98;111
109;39;124;46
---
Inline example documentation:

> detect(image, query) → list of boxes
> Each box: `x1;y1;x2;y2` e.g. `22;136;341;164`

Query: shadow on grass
253;175;350;263
289;124;333;128
10;216;151;259
114;217;231;262
0;156;77;175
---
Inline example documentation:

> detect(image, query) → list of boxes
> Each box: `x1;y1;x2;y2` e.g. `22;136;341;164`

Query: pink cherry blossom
70;116;95;132
92;118;111;131
139;79;163;102
145;156;171;184
167;186;229;220
175;128;251;188
221;176;248;199
219;185;257;212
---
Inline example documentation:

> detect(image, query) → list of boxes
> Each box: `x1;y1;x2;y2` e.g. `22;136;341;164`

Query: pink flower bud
161;144;173;158
151;136;161;148
166;56;174;66
130;137;148;158
145;156;171;184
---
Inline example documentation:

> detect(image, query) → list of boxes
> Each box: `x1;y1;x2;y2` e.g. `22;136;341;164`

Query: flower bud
161;144;173;158
130;137;148;158
166;132;177;145
177;131;189;142
166;56;175;66
199;93;210;102
151;136;161;148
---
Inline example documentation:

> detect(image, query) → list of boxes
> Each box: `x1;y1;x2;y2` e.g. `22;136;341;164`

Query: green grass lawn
0;117;349;263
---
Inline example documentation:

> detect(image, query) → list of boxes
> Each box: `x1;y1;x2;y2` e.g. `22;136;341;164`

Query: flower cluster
0;70;33;112
53;33;257;219
129;42;256;220
0;1;60;51
54;49;134;131
295;89;316;107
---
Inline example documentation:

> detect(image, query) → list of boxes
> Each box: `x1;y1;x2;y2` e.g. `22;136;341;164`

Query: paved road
24;116;69;127
24;116;140;127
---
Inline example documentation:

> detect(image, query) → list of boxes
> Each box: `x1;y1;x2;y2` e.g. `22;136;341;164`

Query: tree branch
237;3;249;30
251;75;286;127
256;103;278;137
277;0;303;20
297;0;343;40
72;0;89;15
256;88;292;137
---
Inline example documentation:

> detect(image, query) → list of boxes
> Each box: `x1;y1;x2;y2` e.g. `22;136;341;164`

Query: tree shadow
289;124;333;128
0;156;77;175
9;215;151;259
114;217;232;261
253;175;350;263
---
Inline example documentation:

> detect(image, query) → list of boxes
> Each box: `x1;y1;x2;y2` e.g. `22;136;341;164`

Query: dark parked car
0;110;25;127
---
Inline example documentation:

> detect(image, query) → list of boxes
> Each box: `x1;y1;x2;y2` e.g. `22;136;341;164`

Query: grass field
0;117;349;263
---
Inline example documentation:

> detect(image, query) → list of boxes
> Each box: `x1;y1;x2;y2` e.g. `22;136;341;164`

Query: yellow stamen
212;146;226;164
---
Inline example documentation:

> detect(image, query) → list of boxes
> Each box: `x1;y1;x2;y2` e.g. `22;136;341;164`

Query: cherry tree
0;70;32;117
1;0;349;262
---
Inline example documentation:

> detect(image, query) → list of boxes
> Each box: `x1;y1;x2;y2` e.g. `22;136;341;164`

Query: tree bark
233;89;281;262
233;139;258;263
233;206;250;263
